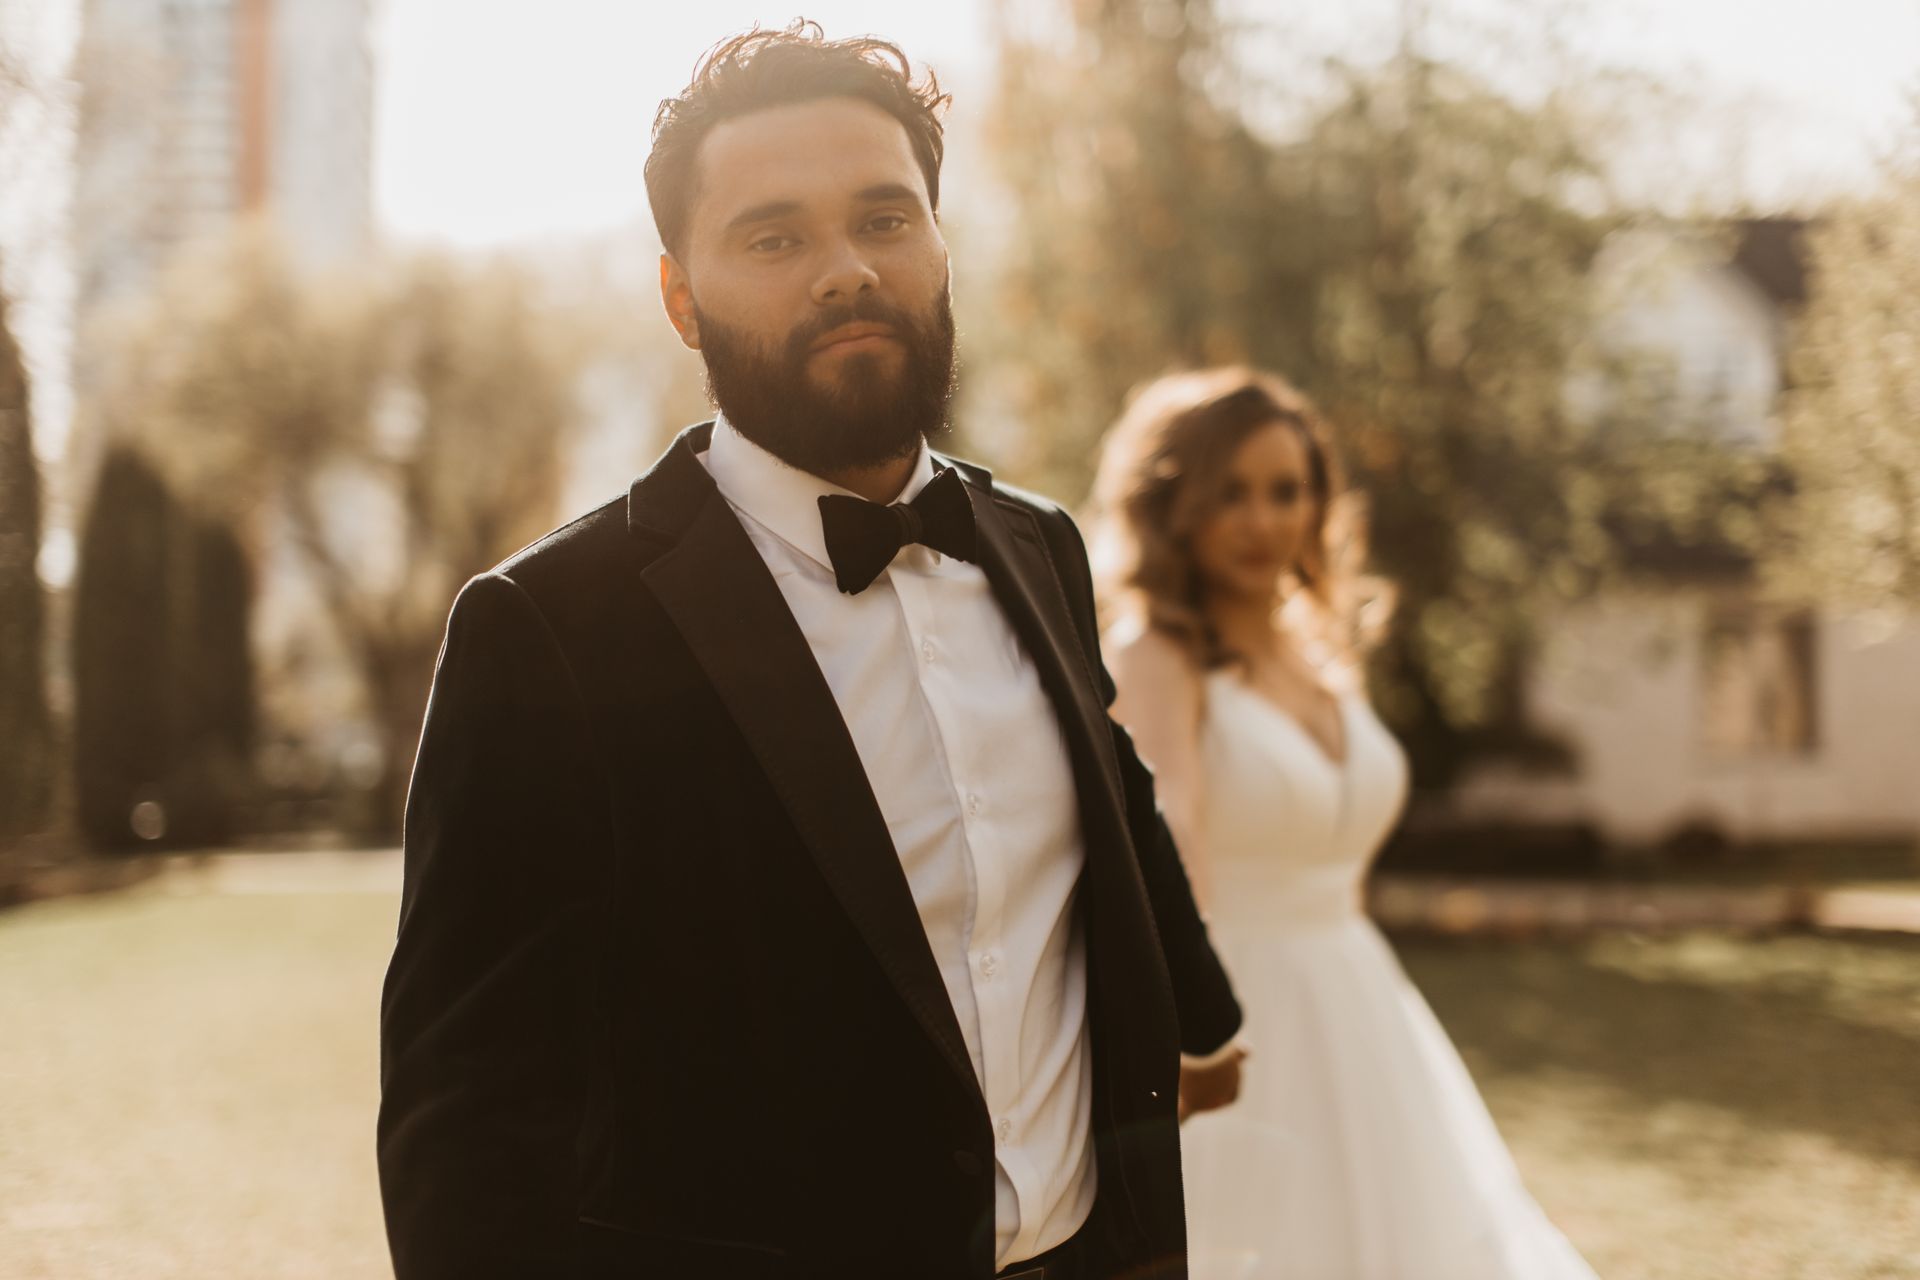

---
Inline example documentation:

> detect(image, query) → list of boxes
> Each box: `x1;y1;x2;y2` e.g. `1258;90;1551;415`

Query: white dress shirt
700;416;1096;1267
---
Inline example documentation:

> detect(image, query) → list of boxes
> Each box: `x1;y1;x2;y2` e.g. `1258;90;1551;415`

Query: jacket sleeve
377;572;608;1280
1040;508;1244;1057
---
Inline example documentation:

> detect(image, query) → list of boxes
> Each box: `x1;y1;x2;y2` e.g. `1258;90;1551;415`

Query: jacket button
952;1149;985;1177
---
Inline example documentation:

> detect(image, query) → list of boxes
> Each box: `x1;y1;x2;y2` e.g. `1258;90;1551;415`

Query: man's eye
1272;480;1303;505
749;235;796;253
865;214;908;234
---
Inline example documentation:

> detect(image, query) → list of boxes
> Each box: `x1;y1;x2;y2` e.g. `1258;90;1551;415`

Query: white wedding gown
1181;671;1598;1280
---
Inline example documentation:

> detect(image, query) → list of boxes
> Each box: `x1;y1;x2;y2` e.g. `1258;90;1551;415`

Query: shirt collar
704;412;937;572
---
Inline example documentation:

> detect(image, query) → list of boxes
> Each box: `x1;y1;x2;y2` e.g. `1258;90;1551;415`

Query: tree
0;283;52;843
69;451;167;852
982;0;1745;781
1776;131;1920;606
975;0;1282;492
70;445;253;850
1249;52;1653;775
102;232;585;836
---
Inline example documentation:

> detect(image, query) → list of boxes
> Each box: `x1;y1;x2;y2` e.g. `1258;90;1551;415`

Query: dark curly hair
644;20;953;259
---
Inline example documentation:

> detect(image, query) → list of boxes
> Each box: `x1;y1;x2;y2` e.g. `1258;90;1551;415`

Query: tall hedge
72;446;254;851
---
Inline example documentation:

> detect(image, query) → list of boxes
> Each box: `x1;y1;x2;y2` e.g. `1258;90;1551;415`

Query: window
1700;607;1818;756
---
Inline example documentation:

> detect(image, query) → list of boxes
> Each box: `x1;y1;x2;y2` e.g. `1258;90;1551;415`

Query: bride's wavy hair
1088;367;1393;670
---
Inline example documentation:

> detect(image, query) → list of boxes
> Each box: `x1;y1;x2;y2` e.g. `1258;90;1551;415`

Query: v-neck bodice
1198;670;1410;930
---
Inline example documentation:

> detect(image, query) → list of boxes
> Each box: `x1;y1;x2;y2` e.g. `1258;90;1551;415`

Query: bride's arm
1107;627;1211;910
1109;627;1250;1118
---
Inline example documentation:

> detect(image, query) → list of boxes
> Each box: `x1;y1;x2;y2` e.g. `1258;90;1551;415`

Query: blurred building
1455;219;1920;850
67;0;373;480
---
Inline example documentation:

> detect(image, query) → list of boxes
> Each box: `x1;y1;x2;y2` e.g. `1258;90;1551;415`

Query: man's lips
811;322;899;353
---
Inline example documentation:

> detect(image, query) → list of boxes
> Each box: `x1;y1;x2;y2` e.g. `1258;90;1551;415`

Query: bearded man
376;23;1245;1280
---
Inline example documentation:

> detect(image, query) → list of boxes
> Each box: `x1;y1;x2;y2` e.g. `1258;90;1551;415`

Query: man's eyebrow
856;182;920;205
723;199;802;235
722;184;923;236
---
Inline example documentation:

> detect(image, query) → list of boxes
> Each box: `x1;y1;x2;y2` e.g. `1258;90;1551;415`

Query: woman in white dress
1089;368;1597;1280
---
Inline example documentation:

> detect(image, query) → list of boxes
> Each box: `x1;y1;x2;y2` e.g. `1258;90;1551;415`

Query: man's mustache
786;297;922;357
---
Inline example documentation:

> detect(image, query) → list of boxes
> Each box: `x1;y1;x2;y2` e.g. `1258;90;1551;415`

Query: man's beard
694;289;957;478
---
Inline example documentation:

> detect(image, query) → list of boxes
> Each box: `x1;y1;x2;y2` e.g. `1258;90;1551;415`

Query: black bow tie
817;465;978;595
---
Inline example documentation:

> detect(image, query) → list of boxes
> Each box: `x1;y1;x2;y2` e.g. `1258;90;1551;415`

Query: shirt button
997;1118;1013;1144
979;952;999;979
966;793;982;817
921;638;935;664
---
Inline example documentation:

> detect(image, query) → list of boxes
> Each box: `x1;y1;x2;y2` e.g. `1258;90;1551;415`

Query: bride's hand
1177;1041;1249;1121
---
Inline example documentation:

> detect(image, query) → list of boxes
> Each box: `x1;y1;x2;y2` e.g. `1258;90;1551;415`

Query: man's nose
811;237;880;306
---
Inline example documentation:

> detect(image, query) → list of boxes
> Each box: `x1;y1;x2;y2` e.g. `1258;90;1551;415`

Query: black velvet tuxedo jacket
377;422;1243;1280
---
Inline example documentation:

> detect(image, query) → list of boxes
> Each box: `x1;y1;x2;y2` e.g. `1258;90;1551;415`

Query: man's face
660;95;956;477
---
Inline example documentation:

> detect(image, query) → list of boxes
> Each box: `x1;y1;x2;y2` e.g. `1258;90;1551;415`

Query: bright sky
374;0;1920;248
374;3;1000;249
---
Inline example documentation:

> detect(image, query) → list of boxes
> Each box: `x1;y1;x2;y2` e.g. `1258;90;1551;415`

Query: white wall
1456;593;1920;844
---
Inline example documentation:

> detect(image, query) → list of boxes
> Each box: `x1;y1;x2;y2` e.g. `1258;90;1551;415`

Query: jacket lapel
630;425;981;1104
950;462;1181;1040
952;468;1129;833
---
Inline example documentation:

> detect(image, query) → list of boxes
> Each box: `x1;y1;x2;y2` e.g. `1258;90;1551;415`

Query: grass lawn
1402;932;1920;1280
2;883;1917;1279
1;889;395;1279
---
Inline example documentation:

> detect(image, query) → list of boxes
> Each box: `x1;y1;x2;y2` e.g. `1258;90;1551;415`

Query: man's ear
660;252;701;351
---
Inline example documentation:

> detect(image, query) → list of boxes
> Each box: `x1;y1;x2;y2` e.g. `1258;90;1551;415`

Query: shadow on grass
1397;934;1920;1172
